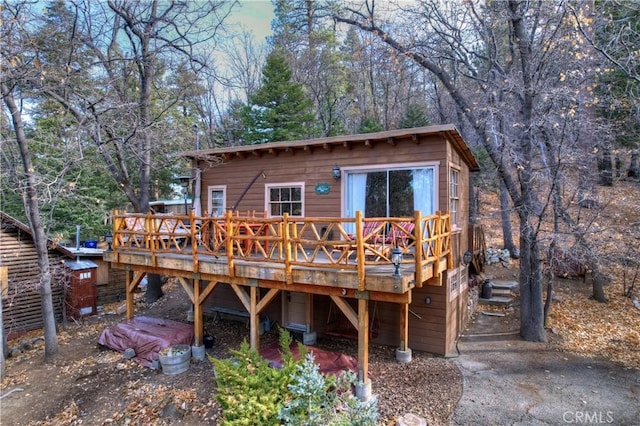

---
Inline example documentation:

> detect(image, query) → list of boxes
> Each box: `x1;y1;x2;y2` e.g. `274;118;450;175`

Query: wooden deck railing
111;210;452;286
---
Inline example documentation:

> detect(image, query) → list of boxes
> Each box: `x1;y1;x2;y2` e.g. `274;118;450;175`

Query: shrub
210;330;304;425
210;329;378;425
279;353;379;426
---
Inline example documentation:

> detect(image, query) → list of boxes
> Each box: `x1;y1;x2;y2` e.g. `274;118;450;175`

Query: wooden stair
478;280;518;306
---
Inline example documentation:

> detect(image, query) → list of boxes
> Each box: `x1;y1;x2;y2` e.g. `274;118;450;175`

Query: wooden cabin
104;124;481;399
192;124;479;354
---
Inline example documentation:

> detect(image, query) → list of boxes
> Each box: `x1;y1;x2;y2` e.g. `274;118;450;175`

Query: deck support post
125;270;145;320
303;293;316;345
193;279;202;346
356;298;372;401
126;270;134;319
191;278;207;360
249;286;259;350
396;302;412;363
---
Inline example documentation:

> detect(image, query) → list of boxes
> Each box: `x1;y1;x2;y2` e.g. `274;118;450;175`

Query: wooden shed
0;212;125;338
0;212;65;338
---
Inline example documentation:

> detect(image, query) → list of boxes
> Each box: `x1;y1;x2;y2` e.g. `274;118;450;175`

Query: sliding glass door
345;166;436;220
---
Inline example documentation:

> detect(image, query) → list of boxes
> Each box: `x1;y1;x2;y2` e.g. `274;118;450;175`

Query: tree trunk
145;273;164;303
499;181;518;257
629;150;639;179
519;227;547;342
2;82;59;359
543;278;553;328
615;156;623;178
590;266;608;303
469;182;478;223
598;144;613;186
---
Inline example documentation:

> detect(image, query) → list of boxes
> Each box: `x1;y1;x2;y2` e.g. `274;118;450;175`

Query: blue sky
231;1;275;43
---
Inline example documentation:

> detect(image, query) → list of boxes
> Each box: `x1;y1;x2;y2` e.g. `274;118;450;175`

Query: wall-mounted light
332;165;341;181
392;246;403;276
176;175;191;214
104;232;113;251
463;250;472;266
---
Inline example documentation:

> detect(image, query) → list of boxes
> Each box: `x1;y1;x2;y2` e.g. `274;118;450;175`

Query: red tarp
98;316;193;368
260;343;359;377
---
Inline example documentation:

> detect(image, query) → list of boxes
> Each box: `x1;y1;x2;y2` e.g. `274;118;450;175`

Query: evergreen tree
358;116;383;134
398;104;430;129
240;50;316;144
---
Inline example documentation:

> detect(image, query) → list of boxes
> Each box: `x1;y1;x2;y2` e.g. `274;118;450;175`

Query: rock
397;413;427;426
123;348;136;359
161;402;185;420
485;247;513;265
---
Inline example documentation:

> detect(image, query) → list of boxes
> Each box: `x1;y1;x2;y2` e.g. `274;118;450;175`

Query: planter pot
203;335;215;348
158;345;191;375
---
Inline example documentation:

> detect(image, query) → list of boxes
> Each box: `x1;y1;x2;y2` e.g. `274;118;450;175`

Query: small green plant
210;328;378;425
210;329;305;425
278;353;379;426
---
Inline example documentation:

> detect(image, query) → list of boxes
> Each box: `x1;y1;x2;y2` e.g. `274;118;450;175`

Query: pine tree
398;104;430;129
240;50;316;144
358;116;383;134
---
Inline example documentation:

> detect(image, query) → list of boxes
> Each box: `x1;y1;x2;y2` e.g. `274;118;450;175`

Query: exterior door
283;291;309;332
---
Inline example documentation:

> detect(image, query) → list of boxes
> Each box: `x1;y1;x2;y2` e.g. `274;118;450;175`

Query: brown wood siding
199;134;449;218
1;228;43;283
2;285;64;339
203;284;246;314
408;285;448;354
284;291;308;330
0;226;66;338
94;259;127;305
447;142;472;264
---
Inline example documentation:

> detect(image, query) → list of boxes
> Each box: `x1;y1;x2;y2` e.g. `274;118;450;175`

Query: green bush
210;330;304;425
279;354;379;426
210;329;378;426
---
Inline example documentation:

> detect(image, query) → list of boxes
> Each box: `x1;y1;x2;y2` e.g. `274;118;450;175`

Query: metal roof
64;259;98;270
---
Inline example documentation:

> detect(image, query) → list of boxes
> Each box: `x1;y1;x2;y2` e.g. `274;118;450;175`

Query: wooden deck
104;210;452;396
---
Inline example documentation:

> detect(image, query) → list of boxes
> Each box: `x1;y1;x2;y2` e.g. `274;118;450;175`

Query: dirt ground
0;280;461;426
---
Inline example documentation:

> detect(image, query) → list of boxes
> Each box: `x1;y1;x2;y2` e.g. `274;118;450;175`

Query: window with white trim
208;185;226;217
266;183;304;217
450;168;460;227
345;165;436;218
